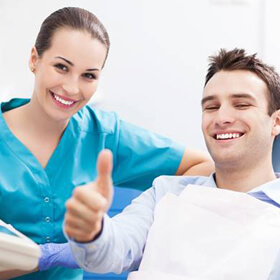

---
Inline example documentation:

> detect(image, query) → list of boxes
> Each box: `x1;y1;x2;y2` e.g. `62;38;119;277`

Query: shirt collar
200;173;217;188
204;173;280;206
247;173;280;205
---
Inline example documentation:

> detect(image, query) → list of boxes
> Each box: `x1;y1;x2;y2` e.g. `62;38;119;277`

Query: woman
0;7;213;280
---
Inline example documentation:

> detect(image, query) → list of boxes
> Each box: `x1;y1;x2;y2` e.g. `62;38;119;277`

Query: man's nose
214;106;235;126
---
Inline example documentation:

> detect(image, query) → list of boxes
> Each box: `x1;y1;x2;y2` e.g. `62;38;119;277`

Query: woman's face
30;28;107;122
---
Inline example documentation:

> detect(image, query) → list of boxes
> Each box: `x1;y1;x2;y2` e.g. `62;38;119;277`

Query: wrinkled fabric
0;98;184;280
134;185;280;279
68;174;280;280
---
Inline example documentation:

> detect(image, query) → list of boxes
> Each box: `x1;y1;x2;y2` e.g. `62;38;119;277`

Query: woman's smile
49;90;78;109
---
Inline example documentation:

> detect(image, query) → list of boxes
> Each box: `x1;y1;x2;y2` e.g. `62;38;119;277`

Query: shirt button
45;237;51;243
44;197;50;203
45;217;50;223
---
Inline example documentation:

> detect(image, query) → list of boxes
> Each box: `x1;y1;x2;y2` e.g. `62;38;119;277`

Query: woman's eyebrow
55;56;100;71
55;56;73;66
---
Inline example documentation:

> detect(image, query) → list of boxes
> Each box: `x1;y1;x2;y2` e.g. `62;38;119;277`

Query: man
64;48;280;279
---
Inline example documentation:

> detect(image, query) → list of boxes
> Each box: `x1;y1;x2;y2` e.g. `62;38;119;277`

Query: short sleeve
112;120;184;191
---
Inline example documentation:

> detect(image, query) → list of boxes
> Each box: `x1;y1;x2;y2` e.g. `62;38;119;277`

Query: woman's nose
62;77;80;95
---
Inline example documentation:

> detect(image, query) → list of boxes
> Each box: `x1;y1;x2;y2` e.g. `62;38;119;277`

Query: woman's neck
17;96;68;139
2;96;70;168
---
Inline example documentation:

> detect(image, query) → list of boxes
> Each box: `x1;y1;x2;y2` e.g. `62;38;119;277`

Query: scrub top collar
0;98;76;174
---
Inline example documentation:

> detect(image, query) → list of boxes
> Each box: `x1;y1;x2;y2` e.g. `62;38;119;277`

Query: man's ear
272;109;280;136
29;46;39;72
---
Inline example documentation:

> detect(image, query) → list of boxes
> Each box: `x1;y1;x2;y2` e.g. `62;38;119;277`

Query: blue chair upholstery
84;187;142;280
273;136;280;172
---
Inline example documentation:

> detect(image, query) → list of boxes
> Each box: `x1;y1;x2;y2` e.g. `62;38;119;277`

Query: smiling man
64;49;280;279
201;56;280;192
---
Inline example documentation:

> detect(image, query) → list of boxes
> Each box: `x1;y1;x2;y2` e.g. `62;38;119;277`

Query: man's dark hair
205;48;280;115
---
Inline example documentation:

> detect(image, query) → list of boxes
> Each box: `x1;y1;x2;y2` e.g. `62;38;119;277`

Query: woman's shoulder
1;98;29;113
72;104;120;134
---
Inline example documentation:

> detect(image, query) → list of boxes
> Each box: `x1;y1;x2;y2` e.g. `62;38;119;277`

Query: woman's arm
176;148;214;176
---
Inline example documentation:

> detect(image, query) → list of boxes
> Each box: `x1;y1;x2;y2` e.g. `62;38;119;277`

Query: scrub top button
44;197;50;203
45;217;50;223
45;237;51;243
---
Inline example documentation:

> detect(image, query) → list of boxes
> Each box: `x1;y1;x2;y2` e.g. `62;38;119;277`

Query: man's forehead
202;70;269;102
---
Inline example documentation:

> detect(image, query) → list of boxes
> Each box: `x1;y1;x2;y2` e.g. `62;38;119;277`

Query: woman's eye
54;63;68;72
83;73;96;80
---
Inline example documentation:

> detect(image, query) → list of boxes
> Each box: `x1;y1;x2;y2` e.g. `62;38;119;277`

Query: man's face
202;70;277;169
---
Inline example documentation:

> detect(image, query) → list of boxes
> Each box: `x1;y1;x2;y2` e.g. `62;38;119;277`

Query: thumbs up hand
64;150;113;242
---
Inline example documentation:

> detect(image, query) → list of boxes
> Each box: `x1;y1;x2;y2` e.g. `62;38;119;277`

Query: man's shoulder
152;175;210;200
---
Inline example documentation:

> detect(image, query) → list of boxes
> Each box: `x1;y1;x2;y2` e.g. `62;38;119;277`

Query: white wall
0;0;268;151
263;0;280;70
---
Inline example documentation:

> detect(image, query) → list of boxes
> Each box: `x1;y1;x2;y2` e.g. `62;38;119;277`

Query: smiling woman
0;6;213;280
29;28;107;124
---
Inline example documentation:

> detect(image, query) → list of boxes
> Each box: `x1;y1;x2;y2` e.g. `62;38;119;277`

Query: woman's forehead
42;28;107;69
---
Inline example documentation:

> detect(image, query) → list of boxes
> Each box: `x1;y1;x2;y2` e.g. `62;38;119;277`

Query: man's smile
214;132;244;140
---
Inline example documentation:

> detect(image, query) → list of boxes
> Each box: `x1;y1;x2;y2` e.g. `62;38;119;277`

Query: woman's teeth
53;94;74;106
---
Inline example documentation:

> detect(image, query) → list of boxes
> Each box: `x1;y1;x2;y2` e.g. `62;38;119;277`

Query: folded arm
176;148;214;176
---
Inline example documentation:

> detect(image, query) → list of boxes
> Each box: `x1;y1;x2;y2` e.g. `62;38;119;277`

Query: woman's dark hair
35;7;110;66
205;48;280;115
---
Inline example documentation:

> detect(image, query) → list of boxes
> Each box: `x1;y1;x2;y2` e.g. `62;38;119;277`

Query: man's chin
211;154;242;169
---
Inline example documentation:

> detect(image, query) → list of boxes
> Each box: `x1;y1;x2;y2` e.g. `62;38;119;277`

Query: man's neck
215;161;277;192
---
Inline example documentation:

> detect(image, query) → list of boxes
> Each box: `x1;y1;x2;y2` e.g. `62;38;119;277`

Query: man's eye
83;73;96;80
54;63;68;72
204;106;219;111
235;104;250;109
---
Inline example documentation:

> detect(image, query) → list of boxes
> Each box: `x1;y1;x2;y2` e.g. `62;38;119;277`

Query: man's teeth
53;94;74;105
216;133;241;140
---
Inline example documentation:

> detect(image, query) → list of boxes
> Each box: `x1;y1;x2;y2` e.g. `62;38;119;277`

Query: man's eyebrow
201;95;217;106
230;93;256;101
201;93;257;106
55;56;100;71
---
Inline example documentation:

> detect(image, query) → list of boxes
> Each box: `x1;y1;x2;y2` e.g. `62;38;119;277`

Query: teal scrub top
0;99;184;280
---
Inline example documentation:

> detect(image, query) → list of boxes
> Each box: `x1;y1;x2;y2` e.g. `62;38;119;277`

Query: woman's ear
29;46;39;73
272;109;280;136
